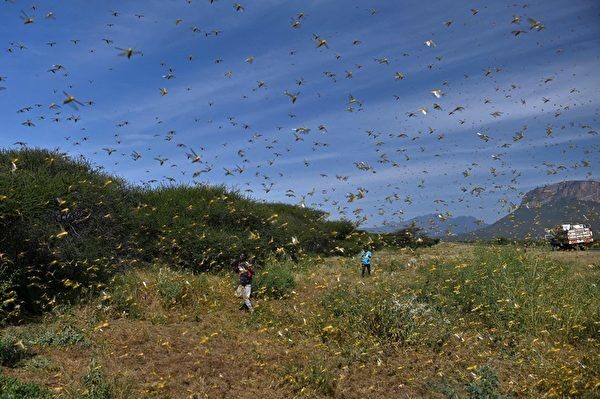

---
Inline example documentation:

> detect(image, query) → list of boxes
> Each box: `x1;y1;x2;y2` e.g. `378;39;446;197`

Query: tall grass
421;246;599;340
102;265;210;320
321;283;450;348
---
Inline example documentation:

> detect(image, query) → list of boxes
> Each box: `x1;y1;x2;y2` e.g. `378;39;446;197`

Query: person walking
360;247;372;277
234;256;254;312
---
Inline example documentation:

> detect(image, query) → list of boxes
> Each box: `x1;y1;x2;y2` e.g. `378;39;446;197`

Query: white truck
545;223;594;251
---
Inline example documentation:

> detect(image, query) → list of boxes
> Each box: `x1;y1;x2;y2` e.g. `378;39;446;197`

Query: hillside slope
0;148;360;321
463;180;599;240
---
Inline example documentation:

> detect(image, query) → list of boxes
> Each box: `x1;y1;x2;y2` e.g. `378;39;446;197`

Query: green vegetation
437;366;509;399
465;366;509;399
321;284;450;348
0;148;137;321
2;147;596;398
376;227;440;248
133;184;360;268
422;246;599;340
0;148;366;323
0;244;597;397
82;359;112;399
104;264;210;321
0;336;27;367
254;261;296;299
0;148;437;323
0;373;50;399
35;325;89;347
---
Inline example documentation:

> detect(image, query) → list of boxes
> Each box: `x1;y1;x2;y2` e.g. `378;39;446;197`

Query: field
0;243;598;399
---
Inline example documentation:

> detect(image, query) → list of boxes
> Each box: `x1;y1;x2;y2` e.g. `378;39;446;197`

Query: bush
0;373;50;399
36;325;89;347
155;267;208;309
83;359;111;399
136;185;359;270
254;262;296;299
0;336;27;367
21;356;53;371
437;366;510;399
104;273;143;319
0;148;139;321
104;265;209;320
466;366;509;399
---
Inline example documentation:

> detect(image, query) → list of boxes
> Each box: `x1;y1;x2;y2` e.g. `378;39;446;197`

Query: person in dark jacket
235;256;254;312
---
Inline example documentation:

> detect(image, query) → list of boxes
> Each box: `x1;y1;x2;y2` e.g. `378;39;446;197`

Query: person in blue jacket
360;247;372;277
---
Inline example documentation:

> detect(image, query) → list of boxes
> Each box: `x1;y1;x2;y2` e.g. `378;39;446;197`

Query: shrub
21;356;53;371
104;265;209;320
0;335;27;367
374;227;439;249
83;359;111;399
104;273;143;319
134;184;349;270
155;267;208;308
254;263;296;299
0;373;50;399
466;366;509;399
0;271;19;326
436;366;510;399
0;148;139;322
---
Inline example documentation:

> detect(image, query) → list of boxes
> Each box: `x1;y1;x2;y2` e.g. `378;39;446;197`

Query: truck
544;223;594;251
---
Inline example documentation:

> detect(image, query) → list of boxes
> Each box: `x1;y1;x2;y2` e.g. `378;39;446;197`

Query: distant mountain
365;214;486;237
462;180;599;240
521;180;599;207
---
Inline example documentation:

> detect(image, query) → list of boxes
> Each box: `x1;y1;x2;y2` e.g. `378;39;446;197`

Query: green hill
0;148;362;322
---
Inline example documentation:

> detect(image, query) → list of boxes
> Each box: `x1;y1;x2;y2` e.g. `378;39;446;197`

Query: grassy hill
0;148;366;323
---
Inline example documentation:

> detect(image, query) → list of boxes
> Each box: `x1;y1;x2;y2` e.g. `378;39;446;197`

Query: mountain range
459;180;599;240
366;180;599;240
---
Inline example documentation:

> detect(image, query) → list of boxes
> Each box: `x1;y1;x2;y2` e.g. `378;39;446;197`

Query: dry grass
1;244;598;398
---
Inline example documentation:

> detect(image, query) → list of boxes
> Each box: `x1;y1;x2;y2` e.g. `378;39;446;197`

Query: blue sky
1;0;598;227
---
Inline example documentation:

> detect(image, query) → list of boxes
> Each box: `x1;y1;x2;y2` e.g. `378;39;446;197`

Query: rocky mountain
462;180;599;240
520;180;599;208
